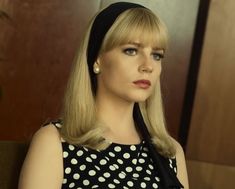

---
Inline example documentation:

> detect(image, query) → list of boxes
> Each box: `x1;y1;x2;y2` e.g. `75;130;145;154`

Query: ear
95;56;102;66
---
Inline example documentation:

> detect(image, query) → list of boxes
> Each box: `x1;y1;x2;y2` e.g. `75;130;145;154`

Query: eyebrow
127;42;164;51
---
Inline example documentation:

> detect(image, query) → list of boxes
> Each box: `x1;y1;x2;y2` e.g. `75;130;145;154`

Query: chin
127;94;150;103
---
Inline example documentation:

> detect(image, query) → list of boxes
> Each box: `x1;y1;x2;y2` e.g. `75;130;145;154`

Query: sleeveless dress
53;122;177;189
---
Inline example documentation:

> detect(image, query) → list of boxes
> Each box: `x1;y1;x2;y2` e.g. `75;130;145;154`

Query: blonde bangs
101;8;168;52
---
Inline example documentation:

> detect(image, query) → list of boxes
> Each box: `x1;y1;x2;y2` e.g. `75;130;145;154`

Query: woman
19;2;188;189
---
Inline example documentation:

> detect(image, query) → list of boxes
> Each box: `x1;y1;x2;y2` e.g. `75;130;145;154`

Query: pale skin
18;41;189;189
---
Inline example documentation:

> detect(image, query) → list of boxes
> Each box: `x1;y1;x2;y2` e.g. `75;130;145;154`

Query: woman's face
96;39;164;103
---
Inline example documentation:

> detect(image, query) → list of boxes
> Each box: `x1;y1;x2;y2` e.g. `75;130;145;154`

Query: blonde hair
60;7;176;157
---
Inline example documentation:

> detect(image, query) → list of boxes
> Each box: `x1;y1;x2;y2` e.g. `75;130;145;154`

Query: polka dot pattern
56;126;178;188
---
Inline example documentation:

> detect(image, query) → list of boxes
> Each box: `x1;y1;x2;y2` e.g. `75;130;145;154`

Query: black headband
87;2;145;93
86;2;183;188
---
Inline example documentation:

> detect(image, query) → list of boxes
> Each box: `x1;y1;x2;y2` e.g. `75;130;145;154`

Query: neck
95;93;141;144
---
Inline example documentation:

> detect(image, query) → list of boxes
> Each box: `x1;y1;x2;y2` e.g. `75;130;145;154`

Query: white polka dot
90;154;97;159
123;153;130;159
113;164;119;169
130;145;136;151
108;183;115;188
69;182;75;188
55;123;62;128
77;150;83;156
109;165;116;171
136;166;142;171
144;177;151;181
98;176;105;182
118;172;125;179
79;164;86;171
69;145;75;151
86;157;93;162
155;176;160;182
141;182;147;188
62;178;67;184
83;179;90;186
73;173;80;180
133;173;139;178
127;181;134;187
113;179;120;184
105;156;110;161
89;170;96;176
146;169;151;174
123;187;128;189
126;167;133;172
100;159;107;165
114;146;121;152
139;158;145;163
117;159;123;164
83;147;89;151
132;159;137;164
65;167;71;174
109;152;115;157
95;165;100;171
148;164;154;170
174;167;177;173
169;159;173;164
63;151;68;158
153;183;159;188
142;152;148;157
104;172;111;178
71;158;78;164
91;185;99;188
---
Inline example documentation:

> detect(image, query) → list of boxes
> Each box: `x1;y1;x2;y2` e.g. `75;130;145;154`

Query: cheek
102;61;132;83
153;65;162;81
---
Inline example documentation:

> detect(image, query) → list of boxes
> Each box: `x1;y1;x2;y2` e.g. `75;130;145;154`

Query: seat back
0;141;29;189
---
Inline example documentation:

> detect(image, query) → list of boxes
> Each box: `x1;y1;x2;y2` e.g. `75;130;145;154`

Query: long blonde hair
60;7;176;157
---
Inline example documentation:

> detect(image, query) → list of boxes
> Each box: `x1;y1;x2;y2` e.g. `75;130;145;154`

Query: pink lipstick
133;80;151;89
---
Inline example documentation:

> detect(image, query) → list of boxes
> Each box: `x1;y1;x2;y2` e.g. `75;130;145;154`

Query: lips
133;80;151;89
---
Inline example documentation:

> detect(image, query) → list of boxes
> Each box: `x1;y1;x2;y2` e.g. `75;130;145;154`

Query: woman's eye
152;53;164;61
123;48;137;56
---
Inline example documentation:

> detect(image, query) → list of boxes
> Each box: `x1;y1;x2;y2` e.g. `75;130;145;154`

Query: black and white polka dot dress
60;132;178;188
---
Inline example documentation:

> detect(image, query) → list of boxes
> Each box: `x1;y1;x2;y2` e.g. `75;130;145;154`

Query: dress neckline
105;139;145;147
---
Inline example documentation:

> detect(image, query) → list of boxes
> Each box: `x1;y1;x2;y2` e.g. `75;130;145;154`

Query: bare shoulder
18;124;63;189
33;123;62;143
171;137;189;189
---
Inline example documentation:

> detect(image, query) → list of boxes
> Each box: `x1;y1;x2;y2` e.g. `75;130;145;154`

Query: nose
138;56;153;73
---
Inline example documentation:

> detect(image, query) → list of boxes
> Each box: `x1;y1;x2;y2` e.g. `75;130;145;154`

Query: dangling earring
93;63;100;74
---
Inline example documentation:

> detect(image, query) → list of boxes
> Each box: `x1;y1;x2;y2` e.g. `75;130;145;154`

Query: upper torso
51;122;177;189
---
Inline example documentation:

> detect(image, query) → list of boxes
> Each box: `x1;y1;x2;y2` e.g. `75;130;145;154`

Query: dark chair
0;141;29;189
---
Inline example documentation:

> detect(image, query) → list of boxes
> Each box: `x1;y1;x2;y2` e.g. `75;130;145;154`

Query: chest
61;142;175;188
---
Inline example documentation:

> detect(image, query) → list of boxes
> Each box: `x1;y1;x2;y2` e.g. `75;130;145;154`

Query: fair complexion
19;41;188;189
18;124;64;189
95;41;189;188
95;41;163;144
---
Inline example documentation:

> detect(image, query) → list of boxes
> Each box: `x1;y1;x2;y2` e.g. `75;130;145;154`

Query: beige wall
186;0;235;188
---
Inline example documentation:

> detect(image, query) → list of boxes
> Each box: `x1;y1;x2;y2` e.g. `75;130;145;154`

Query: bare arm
18;124;63;189
174;139;189;189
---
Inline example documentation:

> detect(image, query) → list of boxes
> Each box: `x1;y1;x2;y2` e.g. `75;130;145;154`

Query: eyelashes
152;52;164;61
123;48;137;56
122;48;164;61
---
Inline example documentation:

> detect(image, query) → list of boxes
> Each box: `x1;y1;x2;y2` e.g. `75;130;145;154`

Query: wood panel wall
0;0;100;140
186;0;235;188
0;0;199;142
